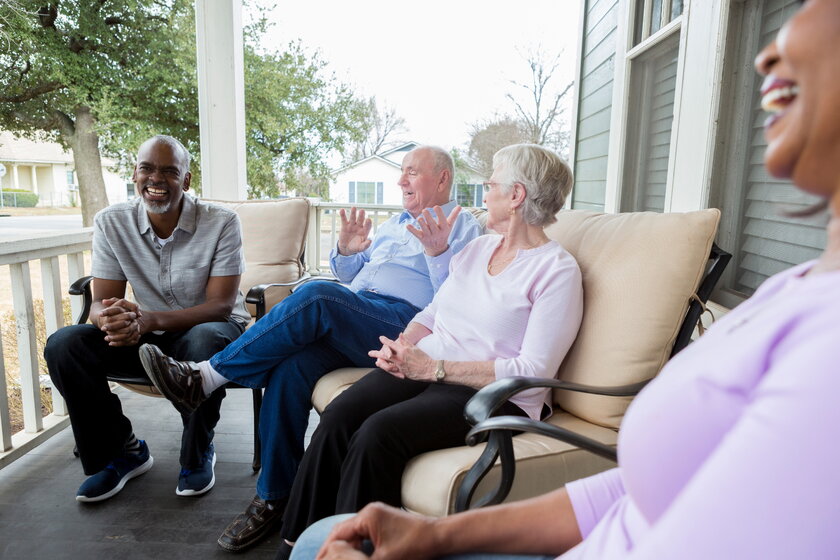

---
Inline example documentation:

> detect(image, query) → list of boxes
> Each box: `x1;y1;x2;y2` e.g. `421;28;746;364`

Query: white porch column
30;165;38;195
12;164;19;189
194;0;248;201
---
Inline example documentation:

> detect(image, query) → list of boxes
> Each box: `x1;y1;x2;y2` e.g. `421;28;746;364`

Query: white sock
197;361;229;396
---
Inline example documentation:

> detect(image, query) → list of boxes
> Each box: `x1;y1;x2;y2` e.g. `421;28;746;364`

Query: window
633;0;683;46
348;181;383;204
66;170;77;190
455;184;482;208
619;2;683;212
126;182;136;199
710;0;824;305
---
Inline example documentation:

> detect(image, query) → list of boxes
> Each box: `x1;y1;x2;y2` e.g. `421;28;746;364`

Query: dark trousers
280;369;527;541
45;320;244;474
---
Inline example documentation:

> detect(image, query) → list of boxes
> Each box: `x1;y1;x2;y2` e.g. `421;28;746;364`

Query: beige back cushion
546;209;720;429
210;198;310;317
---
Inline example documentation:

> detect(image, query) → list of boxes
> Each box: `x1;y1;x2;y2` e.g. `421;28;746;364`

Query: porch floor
0;387;318;559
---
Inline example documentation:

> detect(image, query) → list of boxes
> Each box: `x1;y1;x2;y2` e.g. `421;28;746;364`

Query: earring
509;207;516;216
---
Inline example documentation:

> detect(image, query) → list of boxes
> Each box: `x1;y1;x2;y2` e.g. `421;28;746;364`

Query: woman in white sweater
277;144;584;557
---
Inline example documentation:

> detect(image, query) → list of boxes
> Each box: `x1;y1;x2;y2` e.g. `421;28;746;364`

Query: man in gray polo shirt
45;135;249;502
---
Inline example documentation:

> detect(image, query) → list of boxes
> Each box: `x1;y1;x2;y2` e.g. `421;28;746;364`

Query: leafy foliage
0;0;371;207
243;40;369;198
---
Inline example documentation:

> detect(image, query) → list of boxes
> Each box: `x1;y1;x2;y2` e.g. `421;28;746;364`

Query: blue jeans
208;280;420;500
290;515;557;560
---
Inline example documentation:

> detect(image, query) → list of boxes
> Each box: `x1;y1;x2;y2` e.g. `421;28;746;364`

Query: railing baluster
9;262;42;433
0;338;10;451
40;256;67;416
67;251;86;324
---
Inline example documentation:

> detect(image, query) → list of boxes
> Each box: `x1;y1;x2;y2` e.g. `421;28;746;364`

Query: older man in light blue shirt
138;145;482;552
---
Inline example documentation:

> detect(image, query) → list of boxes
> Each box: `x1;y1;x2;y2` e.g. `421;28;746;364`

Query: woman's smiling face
755;0;840;206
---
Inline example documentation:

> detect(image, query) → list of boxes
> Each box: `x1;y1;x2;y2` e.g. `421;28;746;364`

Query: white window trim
604;0;731;214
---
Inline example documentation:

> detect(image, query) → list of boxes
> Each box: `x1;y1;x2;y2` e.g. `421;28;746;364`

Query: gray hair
492;144;573;227
140;134;192;171
415;145;454;190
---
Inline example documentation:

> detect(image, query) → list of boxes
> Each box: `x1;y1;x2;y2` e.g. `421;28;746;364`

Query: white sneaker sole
76;455;155;503
175;451;217;497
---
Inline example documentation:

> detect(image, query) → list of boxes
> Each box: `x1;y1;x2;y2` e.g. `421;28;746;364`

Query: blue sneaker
76;440;154;502
176;443;216;496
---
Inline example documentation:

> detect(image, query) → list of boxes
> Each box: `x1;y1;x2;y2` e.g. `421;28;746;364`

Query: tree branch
0;81;64;103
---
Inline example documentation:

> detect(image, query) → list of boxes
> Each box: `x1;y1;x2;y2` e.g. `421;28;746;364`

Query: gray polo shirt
91;194;250;326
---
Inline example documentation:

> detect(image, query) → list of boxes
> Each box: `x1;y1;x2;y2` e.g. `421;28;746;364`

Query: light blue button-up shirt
329;201;483;309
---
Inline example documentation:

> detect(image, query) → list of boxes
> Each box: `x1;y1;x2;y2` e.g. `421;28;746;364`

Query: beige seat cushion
402;412;617;516
547;209;720;428
211;198;310;317
312;368;372;413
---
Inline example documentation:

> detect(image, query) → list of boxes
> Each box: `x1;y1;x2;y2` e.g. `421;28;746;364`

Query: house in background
329;141;486;207
0;131;130;207
570;0;821;310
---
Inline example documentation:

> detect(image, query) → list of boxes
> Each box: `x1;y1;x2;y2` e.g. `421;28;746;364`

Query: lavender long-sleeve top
564;261;840;558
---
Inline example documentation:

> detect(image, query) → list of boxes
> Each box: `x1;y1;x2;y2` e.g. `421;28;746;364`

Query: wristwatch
434;360;446;383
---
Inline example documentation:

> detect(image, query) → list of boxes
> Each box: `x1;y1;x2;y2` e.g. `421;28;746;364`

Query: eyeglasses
482;182;502;193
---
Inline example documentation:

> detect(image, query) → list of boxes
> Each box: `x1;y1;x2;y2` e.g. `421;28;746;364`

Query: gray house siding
572;0;619;211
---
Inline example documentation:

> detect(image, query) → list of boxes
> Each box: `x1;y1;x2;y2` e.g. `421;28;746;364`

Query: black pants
281;369;527;541
45;320;244;474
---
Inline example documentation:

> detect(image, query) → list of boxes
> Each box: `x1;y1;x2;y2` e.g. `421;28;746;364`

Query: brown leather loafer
139;343;205;416
218;495;287;552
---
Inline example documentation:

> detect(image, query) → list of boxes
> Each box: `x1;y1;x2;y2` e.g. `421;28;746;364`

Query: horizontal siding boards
573;0;619;211
734;0;825;294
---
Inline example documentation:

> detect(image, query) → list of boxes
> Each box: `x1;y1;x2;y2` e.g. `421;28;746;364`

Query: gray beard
143;199;172;214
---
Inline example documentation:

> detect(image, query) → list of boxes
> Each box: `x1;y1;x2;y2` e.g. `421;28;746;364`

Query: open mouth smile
760;76;799;129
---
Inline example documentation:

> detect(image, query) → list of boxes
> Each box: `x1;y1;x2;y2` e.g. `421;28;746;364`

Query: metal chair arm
467;416;617;462
245;272;312;319
464;376;651;425
69;275;94;325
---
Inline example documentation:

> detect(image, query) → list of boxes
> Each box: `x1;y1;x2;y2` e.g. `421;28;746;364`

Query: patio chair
68;197;311;471
311;208;729;516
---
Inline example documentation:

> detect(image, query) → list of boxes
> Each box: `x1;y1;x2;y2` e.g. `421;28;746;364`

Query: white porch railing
304;202;403;275
0;230;92;469
0;201;403;469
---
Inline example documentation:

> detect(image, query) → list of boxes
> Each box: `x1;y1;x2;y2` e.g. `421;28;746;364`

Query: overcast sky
253;1;582;153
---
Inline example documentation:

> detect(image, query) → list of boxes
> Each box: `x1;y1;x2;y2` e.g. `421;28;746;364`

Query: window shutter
376;182;383;204
349;181;355;204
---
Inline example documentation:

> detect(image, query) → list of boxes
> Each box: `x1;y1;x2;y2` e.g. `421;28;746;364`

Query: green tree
243;38;369;198
0;0;198;226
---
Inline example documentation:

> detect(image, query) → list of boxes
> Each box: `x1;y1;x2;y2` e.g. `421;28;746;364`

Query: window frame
604;0;686;213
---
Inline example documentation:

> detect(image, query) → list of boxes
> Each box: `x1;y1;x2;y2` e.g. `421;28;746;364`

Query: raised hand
337;207;373;256
406;205;461;257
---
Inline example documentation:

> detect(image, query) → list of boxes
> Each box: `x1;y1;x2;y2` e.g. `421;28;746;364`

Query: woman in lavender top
292;1;840;559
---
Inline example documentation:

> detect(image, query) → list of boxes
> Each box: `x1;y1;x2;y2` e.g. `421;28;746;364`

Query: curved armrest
69;276;94;325
245;272;312;319
467;415;617;462
464;376;651;425
455;376;639;512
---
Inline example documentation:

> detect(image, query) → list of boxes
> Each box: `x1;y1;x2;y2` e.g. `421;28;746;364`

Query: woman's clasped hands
368;334;435;381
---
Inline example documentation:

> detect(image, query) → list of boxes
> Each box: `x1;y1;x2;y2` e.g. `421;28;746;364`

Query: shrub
1;189;39;207
3;298;72;433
